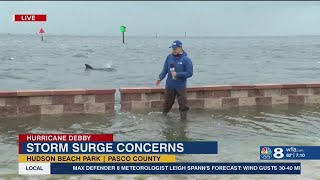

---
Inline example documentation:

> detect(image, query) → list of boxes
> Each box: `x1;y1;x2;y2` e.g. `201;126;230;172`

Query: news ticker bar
19;162;301;175
19;142;218;154
13;14;47;22
260;146;320;160
19;155;176;163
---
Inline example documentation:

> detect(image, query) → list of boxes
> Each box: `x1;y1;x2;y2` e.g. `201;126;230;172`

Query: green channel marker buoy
120;25;126;33
120;25;126;43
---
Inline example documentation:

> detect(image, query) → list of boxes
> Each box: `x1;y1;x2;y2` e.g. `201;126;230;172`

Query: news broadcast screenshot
0;1;319;180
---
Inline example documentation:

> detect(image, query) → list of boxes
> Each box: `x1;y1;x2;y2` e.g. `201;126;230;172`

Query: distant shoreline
1;33;320;38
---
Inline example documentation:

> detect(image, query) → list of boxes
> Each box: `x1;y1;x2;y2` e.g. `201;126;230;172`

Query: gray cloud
1;1;320;36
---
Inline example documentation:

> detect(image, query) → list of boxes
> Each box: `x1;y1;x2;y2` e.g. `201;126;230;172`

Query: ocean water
1;34;320;91
0;34;320;179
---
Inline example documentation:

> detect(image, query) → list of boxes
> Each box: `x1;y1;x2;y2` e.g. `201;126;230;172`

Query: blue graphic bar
20;141;218;154
50;163;301;174
260;146;320;160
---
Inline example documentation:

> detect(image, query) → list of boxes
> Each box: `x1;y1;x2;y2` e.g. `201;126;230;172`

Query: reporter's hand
172;72;177;78
156;79;161;86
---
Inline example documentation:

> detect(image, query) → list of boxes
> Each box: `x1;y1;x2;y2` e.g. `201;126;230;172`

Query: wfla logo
260;147;272;159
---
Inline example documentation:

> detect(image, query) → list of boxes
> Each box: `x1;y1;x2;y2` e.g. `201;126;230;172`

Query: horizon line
2;33;320;38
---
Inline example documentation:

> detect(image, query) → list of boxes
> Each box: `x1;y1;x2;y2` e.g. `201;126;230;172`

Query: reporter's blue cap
169;40;183;49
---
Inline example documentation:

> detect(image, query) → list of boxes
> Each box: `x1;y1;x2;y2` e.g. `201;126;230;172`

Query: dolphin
85;64;116;71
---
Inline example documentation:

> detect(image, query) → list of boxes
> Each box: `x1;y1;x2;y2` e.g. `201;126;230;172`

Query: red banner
14;14;47;22
19;134;114;142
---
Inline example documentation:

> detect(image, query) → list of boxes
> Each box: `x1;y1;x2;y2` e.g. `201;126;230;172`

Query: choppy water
1;34;320;91
1;34;320;179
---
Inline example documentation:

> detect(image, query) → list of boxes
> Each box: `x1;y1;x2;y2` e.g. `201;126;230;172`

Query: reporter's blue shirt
158;51;193;89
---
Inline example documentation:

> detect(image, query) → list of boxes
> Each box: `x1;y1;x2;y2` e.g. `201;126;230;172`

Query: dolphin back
85;64;94;69
84;64;116;71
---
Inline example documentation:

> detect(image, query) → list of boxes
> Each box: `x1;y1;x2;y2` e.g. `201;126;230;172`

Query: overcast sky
1;1;320;36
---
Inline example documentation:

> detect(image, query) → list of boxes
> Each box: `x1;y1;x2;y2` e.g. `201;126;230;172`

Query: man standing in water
156;40;193;120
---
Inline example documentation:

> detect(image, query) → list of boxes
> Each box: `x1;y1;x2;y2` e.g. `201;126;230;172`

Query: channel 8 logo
261;147;284;159
261;147;272;159
273;147;284;159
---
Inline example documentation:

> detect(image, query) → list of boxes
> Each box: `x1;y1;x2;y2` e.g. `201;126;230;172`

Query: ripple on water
72;53;89;58
0;73;25;80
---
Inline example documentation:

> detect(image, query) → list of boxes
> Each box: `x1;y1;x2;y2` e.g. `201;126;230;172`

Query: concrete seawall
120;83;320;112
1;83;320;117
0;89;116;117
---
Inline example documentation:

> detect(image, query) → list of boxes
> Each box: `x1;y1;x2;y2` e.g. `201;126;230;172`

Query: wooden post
122;32;124;44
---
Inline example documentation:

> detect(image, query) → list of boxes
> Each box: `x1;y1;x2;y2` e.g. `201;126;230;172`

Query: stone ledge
119;83;320;93
0;89;116;97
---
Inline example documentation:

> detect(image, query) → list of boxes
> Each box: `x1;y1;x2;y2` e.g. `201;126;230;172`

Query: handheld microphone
170;64;176;80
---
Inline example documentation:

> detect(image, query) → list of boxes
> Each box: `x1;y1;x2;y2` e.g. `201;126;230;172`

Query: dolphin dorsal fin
85;64;93;69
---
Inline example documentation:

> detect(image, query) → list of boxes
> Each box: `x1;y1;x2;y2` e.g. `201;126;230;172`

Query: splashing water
103;61;113;68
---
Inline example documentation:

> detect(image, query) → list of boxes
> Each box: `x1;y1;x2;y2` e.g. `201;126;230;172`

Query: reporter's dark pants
162;89;189;120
